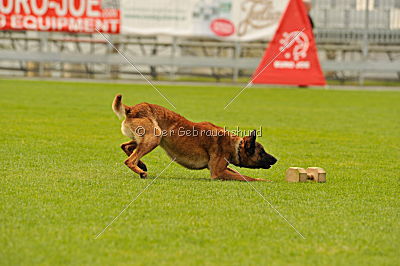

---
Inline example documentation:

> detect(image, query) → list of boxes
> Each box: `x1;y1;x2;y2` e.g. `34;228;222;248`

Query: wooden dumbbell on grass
306;167;326;183
286;167;326;183
286;167;308;182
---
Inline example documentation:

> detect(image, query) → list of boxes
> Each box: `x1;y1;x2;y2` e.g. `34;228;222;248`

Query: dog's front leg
225;167;270;182
217;168;266;182
209;157;268;182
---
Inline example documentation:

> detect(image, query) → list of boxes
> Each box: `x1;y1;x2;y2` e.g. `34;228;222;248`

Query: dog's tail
112;94;127;120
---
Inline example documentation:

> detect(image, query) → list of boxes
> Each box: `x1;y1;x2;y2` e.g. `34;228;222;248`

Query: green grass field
1;79;399;265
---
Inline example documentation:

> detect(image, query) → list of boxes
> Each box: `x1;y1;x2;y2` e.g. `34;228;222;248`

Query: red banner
251;0;326;86
0;0;120;33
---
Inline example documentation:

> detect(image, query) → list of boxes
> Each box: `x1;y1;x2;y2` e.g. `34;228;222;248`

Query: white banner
120;0;289;41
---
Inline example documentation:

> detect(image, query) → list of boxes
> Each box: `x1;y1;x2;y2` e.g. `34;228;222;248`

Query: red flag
251;0;326;86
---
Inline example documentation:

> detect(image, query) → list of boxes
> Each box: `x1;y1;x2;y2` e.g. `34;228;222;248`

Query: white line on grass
223;28;306;110
95;29;177;109
95;158;176;239
224;158;306;239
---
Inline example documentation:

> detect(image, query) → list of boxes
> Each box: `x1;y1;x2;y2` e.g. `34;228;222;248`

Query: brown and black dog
112;94;277;181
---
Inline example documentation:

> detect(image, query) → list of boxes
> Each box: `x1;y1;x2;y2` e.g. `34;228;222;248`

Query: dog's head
237;130;277;169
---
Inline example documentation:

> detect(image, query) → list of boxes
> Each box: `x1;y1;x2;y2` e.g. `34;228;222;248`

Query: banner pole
360;0;370;85
233;41;241;82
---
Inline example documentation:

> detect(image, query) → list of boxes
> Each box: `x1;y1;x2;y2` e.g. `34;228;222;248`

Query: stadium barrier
1;0;400;83
1;30;400;83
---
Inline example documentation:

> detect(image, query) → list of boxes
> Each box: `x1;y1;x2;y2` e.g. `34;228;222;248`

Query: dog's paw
140;172;148;179
138;161;148;172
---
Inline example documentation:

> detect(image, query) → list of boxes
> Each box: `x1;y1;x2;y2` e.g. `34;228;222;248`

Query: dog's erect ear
244;130;257;154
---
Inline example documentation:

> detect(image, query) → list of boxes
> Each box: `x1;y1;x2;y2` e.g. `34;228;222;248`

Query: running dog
112;94;277;181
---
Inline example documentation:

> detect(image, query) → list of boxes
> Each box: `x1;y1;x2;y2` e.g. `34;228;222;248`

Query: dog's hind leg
120;140;147;171
125;140;159;178
121;140;137;156
123;119;161;178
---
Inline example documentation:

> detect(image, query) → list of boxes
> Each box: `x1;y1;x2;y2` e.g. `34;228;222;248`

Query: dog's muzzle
264;156;277;169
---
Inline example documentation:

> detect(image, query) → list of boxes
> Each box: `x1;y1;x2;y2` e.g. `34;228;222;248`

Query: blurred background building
0;0;399;84
313;0;400;29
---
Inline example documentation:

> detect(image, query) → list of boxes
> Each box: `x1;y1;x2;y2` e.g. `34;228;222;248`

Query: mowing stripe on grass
95;158;176;239
224;158;306;239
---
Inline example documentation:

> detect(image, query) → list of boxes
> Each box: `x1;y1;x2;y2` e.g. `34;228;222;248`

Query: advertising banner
0;0;120;33
0;0;292;41
120;0;289;41
252;0;326;85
